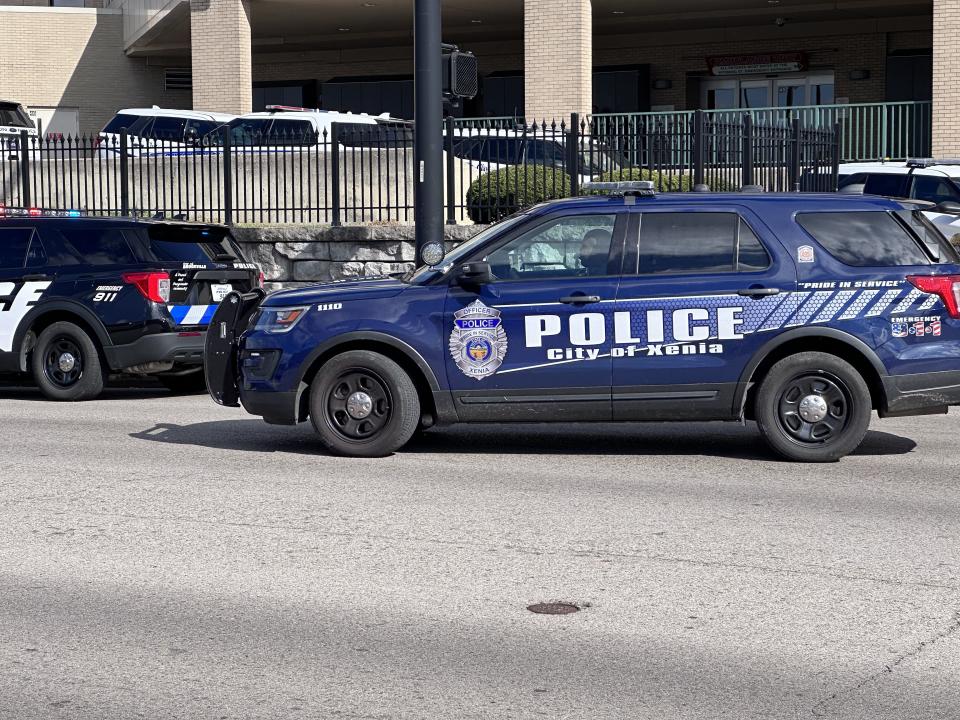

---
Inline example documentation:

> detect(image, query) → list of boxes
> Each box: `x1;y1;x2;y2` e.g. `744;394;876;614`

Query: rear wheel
755;352;872;462
309;350;420;457
31;321;105;401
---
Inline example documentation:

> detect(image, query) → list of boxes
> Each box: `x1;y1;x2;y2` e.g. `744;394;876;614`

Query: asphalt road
0;383;958;720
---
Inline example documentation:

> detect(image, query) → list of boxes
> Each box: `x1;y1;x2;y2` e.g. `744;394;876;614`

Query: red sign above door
707;52;808;76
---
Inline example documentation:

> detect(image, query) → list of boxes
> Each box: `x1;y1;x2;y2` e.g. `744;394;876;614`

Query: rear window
796;211;931;267
0;228;34;268
0;103;33;129
138;225;240;263
45;226;139;265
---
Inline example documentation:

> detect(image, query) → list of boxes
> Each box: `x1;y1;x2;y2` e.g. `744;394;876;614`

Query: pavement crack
810;611;960;717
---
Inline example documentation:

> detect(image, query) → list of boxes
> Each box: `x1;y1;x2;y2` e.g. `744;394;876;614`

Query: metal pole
119;128;130;216
414;0;444;263
19;130;31;209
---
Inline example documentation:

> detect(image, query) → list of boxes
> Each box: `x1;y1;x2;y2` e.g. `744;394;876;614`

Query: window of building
797;211;930;266
702;73;835;110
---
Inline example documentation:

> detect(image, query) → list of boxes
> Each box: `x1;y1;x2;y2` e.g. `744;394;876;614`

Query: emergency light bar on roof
582;180;657;196
907;158;960;168
0;205;83;218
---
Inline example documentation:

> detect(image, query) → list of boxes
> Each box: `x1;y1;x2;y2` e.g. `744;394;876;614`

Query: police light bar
582;180;657;196
906;158;960;168
0;205;84;218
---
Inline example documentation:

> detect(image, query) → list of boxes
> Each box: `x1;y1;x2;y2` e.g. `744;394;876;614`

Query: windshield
0;103;33;129
403;212;532;283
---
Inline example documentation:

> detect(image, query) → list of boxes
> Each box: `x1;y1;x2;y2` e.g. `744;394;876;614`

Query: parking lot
1;385;958;719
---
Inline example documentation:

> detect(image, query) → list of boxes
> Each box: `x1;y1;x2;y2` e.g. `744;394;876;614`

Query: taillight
122;271;170;304
907;275;960;318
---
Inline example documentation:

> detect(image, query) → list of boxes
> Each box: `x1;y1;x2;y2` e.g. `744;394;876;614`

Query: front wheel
309;350;420;457
755;352;872;463
31;321;106;401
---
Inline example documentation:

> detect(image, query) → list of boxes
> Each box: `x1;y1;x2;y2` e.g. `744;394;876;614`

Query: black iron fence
0;111;840;225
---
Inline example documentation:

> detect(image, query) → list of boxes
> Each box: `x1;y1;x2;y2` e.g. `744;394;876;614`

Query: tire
157;370;207;394
309;350;420;458
31;321;106;401
754;351;872;463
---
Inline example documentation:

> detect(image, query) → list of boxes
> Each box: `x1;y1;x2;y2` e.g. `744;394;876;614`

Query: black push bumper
881;369;960;417
104;333;205;371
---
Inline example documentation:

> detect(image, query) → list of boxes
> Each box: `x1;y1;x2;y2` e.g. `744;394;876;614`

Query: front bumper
104;332;205;372
881;369;960;417
239;385;304;425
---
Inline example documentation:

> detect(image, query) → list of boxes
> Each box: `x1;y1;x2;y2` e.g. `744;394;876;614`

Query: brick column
190;0;252;114
524;0;591;123
933;0;960;156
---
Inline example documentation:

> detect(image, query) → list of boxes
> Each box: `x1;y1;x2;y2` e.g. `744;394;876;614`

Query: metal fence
1;110;839;225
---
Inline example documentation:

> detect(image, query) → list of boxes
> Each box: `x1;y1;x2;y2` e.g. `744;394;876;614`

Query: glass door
739;80;770;109
776;78;807;107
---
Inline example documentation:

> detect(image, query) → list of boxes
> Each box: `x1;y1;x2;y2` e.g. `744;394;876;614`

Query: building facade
0;0;952;155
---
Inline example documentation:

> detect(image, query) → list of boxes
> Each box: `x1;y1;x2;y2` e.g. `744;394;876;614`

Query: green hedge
597;167;738;192
466;166;571;223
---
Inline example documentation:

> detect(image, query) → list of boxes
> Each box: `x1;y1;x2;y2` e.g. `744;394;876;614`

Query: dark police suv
206;183;960;462
0;208;260;400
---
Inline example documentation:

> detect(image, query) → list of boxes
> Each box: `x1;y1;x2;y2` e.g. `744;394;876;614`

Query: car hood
262;276;407;306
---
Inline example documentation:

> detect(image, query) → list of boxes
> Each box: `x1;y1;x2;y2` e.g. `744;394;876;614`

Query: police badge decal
449;300;508;380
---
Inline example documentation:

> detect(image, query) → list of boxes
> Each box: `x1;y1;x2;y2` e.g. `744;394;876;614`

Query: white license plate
211;284;233;302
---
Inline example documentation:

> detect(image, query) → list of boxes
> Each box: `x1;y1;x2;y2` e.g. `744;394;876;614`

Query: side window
46;226;139;266
149;116;188;142
25;233;48;268
269;120;317;145
796;211;930;267
862;173;909;198
0;228;34;269
636;212;740;275
526;140;565;168
911;176;960;204
737;220;771;271
452;137;486;161
485;138;522;164
484;214;617;280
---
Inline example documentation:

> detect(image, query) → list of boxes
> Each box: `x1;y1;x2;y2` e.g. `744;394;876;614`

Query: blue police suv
206;183;960;462
0;208;260;400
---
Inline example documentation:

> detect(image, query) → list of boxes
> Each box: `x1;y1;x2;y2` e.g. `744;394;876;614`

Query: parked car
837;159;960;235
0;209;261;400
97;107;236;157
205;182;960;462
448;127;624;185
1;99;37;159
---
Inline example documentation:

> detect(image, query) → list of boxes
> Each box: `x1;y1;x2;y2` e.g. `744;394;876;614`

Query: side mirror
456;261;493;290
934;200;960;215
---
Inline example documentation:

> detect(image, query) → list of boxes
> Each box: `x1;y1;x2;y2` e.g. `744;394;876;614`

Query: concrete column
933;0;960;156
190;0;252;114
524;0;591;123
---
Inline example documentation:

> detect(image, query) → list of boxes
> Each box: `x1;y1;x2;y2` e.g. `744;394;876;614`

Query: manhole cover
527;602;580;615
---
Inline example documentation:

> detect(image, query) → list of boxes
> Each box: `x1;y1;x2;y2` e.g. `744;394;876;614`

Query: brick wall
0;7;190;134
933;0;959;155
524;0;591;121
190;0;252;114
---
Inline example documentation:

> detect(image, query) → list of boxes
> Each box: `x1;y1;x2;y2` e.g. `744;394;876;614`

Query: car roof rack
906;157;960;168
582;180;657;198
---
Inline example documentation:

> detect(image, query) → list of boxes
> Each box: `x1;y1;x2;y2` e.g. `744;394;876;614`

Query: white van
97;106;236;157
1;99;38;158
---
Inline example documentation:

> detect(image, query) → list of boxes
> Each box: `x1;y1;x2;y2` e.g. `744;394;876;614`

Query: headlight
254;306;309;333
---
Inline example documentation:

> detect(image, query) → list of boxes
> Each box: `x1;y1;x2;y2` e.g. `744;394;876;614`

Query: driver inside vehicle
578;228;611;275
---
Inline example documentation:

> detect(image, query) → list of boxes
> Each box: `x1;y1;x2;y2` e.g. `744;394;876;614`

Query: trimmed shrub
467;166;571;223
597;167;738;192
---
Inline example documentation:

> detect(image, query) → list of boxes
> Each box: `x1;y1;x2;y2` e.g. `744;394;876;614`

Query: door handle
559;295;601;304
737;287;781;297
22;274;53;282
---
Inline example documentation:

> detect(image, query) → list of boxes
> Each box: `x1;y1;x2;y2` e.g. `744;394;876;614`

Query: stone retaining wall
233;223;488;289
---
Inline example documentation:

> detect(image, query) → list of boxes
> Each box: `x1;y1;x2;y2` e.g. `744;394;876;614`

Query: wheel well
298;340;437;423
22;311;106;372
743;337;885;419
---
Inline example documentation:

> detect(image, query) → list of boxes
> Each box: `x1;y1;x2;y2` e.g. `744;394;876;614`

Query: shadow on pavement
129;418;917;460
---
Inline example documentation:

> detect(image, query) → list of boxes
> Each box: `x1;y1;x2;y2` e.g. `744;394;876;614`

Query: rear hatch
137;222;261;327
